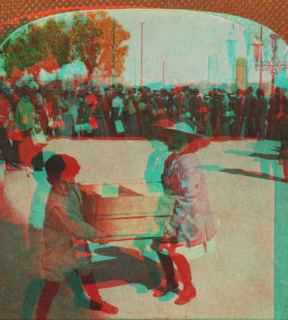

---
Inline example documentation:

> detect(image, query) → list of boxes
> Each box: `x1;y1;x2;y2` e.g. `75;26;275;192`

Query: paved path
0;138;278;319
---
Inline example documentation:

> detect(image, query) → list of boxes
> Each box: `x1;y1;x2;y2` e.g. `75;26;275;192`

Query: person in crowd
58;90;74;137
10;86;20;115
35;154;118;319
151;90;166;124
268;87;285;143
211;89;226;137
165;90;178;122
173;88;187;122
0;88;21;170
14;80;40;172
0;113;21;171
125;87;141;137
102;86;112;136
67;90;80;137
138;87;152;138
180;86;192;123
42;87;61;137
277;87;288;150
240;86;257;137
76;92;93;137
192;89;204;135
150;121;216;305
189;88;200;121
255;88;268;140
33;87;49;136
15;81;37;134
110;86;125;137
219;90;231;137
89;91;110;137
196;89;213;137
228;89;243;137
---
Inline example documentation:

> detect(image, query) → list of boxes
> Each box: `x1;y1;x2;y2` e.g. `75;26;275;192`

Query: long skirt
126;114;140;137
92;118;110;137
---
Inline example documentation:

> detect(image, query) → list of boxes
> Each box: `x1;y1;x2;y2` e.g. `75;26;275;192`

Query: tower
235;57;247;89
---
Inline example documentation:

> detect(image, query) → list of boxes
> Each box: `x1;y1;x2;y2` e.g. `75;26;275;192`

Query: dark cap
45;155;66;178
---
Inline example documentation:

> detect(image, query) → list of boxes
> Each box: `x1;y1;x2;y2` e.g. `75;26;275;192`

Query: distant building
235;58;247;89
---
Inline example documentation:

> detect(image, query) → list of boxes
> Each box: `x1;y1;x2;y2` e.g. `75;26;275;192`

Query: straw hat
152;120;203;140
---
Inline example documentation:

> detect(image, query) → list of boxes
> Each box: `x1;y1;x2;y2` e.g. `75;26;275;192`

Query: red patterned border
0;1;287;45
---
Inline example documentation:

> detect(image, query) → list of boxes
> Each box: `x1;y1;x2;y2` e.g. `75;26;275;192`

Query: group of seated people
0;78;288;172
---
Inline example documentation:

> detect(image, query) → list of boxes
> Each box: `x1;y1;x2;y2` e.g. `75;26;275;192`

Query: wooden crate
79;183;175;239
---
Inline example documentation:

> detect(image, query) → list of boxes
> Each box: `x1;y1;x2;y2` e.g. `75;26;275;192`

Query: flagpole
140;22;144;87
135;57;137;87
163;61;165;88
112;17;115;84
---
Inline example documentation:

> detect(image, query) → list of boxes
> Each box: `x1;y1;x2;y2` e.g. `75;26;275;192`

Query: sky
2;9;288;88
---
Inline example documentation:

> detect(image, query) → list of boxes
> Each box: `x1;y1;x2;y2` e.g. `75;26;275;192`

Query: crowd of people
0;77;288;172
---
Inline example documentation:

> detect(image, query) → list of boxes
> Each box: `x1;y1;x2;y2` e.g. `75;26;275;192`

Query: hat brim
151;123;204;140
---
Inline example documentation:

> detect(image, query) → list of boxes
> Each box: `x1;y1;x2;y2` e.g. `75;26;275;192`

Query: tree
1;11;130;83
69;13;102;83
40;18;71;70
3;23;45;78
2;18;70;80
86;11;130;80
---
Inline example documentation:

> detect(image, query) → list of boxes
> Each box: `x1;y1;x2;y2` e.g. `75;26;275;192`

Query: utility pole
135;58;137;86
163;61;165;88
112;17;115;84
259;26;263;88
140;22;144;87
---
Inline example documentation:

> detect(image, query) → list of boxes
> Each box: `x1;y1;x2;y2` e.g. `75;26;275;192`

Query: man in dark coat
268;87;284;142
102;86;113;135
277;88;288;150
240;87;258;137
255;88;268;140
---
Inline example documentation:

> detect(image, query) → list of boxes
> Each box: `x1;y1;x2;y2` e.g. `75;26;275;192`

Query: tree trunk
87;72;93;84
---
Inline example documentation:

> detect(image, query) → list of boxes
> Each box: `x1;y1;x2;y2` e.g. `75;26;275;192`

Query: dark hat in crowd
174;87;183;92
237;89;246;95
127;87;136;94
115;83;124;93
160;89;168;96
247;86;254;92
256;88;265;96
143;86;151;93
31;152;45;171
119;92;128;99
